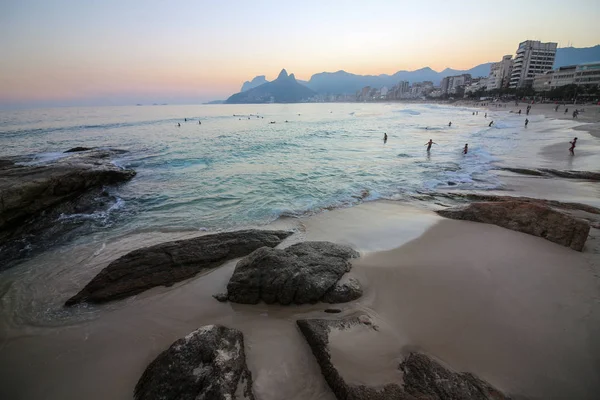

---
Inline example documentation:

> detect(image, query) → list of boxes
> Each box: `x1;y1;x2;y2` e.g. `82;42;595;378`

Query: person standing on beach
525;118;529;127
569;137;577;155
383;133;388;143
425;139;436;152
463;143;468;154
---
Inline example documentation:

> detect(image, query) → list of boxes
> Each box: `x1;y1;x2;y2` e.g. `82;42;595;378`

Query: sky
1;0;599;108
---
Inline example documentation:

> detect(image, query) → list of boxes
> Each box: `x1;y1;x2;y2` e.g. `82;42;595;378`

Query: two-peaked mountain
226;69;315;104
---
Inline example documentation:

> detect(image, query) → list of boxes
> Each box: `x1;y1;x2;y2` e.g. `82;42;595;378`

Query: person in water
177;123;180;127
184;118;187;122
448;121;452;127
485;113;487;118
383;133;388;143
569;137;577;155
425;139;436;152
489;121;494;127
525;118;529;127
199;121;201;125
463;143;468;154
518;109;521;115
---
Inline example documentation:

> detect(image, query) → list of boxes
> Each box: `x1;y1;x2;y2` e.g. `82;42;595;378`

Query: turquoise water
0;103;582;237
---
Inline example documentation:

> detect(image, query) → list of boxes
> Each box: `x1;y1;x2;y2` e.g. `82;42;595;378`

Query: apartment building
509;40;557;88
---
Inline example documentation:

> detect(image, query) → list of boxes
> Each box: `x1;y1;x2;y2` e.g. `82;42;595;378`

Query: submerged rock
134;325;255;400
437;201;589;251
64;146;94;153
223;241;360;305
65;229;292;306
0;149;136;270
297;316;509;400
501;167;600;181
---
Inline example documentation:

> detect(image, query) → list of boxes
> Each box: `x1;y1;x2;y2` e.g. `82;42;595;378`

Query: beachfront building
509;40;557;88
441;74;472;95
464;77;488;95
551;65;577;88
487;55;513;91
574;62;600;87
532;71;554;91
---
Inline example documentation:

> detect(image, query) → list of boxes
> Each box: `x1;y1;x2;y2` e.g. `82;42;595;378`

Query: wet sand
1;199;600;399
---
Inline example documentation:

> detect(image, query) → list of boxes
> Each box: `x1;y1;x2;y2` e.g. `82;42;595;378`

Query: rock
437;201;589;251
501;167;600;181
134;325;255;400
65;229;292;306
213;292;229;302
322;277;363;304
0;149;136;270
324;309;342;314
501;167;545;176
297;316;509;400
400;353;509;400
64;146;93;153
223;241;360;305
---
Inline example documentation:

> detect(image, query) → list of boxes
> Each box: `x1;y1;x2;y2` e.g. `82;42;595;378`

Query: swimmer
463;143;468;154
425;139;437;152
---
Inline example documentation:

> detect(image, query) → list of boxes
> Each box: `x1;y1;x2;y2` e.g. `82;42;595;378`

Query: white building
551;65;577;88
574;62;600;87
487;55;513;91
509;40;557;88
532;70;554;91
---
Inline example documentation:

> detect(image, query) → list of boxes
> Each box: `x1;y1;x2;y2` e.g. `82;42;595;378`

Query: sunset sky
1;0;599;108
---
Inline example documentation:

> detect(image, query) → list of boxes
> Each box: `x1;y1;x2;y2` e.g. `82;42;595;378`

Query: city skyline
1;0;599;108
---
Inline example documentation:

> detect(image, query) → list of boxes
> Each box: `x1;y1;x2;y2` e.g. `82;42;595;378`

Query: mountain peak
277;69;289;80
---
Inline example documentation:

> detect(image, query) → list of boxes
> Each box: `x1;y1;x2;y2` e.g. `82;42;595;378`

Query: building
574;62;600;87
487;55;513;91
551;65;576;88
509;40;557;88
465;77;488;95
441;74;472;94
532;70;554;91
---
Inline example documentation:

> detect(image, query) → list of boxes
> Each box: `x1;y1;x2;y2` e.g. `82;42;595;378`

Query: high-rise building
487;55;513;91
509;40;557;88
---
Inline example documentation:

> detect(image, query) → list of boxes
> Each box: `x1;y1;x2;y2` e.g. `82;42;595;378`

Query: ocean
1;102;585;238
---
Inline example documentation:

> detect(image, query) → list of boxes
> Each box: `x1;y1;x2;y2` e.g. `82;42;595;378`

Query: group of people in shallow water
176;118;201;127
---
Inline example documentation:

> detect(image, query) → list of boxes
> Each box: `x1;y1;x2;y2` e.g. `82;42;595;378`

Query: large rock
502;167;600;181
65;229;292;306
223;241;360;305
297;316;509;400
134;325;255;400
437;201;590;251
0;149;136;269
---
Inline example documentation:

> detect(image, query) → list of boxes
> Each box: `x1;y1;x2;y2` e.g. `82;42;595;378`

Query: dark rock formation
64;146;93;153
297;316;509;400
437;201;590;251
0;149;136;269
322;277;363;304
134;325;255;400
65;230;292;306
501;167;600;181
223;241;360;305
226;69;316;104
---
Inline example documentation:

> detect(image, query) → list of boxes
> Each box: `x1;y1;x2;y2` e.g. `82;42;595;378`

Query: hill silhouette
226;69;315;104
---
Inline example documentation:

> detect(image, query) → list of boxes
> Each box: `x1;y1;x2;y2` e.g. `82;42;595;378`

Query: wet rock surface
437;201;590;251
65;229;292;306
297;316;510;400
501;167;600;181
134;325;255;400
0;149;135;270
223;241;360;305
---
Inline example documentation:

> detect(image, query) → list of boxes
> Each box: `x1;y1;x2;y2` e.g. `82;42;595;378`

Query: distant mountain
241;75;269;92
204;100;225;104
234;46;599;97
226;69;316;104
554;45;600;68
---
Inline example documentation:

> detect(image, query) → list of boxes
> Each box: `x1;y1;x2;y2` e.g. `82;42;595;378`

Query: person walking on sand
565;107;569;114
383;133;388;143
463;143;468;154
425;139;436;152
525;118;529;127
569;137;578;155
489;121;494;127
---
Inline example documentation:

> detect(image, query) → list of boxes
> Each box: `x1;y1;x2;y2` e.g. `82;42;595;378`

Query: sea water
1;102;587;238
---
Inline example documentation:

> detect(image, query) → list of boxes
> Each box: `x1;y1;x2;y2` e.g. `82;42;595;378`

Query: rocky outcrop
502;167;600;181
134;325;255;400
0;149;136;269
437;201;590;251
65;230;292;306
297;316;509;400
322;276;363;304
64;146;94;153
222;241;360;305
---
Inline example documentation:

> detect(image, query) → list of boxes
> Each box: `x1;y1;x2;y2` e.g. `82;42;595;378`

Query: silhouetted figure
463;143;468;154
199;121;201;125
489;121;494;127
383;133;388;143
518;109;521;115
573;110;579;119
564;108;569;114
473;112;475;115
448;121;452;127
425;139;436;152
525;118;529;127
485;113;487;118
184;118;187;122
177;123;180;127
569;137;578;155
